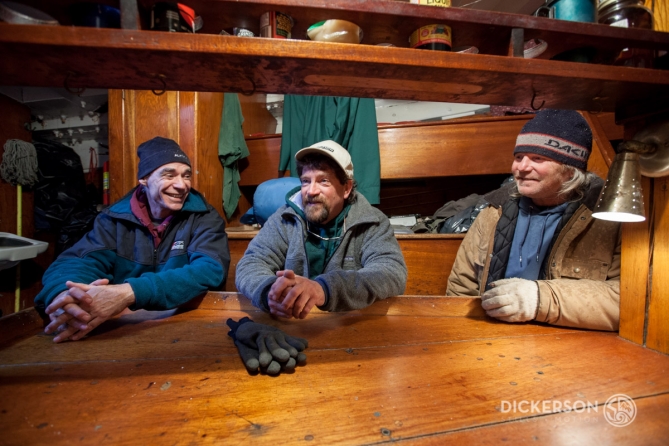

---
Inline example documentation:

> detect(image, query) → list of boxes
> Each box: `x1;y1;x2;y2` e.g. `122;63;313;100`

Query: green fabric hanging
279;95;381;204
218;93;250;219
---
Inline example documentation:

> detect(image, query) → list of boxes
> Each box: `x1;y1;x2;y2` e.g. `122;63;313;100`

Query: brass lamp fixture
592;120;669;223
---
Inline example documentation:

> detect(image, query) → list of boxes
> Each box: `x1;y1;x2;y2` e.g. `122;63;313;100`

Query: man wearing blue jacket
36;137;230;342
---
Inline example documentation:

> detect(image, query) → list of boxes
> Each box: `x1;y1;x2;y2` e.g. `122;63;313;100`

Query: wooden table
1;293;668;445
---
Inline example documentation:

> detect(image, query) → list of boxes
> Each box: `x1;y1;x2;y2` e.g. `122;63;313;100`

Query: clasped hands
267;270;325;319
44;280;135;343
480;278;539;323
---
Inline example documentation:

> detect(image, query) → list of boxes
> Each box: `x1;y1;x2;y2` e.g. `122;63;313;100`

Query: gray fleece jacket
235;191;407;312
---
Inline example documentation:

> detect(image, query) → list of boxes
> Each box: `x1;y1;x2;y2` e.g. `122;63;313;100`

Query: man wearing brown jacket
446;109;621;331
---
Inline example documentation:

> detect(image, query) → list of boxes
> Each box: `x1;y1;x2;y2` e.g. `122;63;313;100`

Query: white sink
0;232;48;271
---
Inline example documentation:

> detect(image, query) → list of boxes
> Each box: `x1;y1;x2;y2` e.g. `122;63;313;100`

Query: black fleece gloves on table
226;317;308;375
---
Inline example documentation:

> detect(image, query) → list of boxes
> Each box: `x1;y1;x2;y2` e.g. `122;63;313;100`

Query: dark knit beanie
137;137;191;179
514;109;592;170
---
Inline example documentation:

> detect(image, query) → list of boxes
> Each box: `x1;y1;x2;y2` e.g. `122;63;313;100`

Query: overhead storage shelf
1;0;669;115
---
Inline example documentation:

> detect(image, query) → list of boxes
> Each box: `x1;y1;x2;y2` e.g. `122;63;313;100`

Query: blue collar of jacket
104;186;209;223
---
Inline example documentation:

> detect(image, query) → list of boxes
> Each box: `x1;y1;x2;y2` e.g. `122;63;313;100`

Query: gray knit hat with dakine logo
137;136;191;179
295;140;354;179
514;109;592;170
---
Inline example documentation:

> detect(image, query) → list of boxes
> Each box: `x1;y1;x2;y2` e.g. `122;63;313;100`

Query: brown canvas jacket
446;202;621;331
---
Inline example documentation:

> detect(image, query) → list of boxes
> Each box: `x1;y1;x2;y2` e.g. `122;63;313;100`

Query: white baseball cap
295;140;354;180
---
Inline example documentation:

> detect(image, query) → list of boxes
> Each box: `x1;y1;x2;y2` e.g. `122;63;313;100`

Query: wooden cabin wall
618;111;669;356
646;0;668;32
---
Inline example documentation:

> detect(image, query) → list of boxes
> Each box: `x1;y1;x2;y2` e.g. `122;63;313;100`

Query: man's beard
305;199;330;224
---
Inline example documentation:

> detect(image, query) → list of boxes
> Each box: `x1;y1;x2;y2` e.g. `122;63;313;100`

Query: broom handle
15;184;22;313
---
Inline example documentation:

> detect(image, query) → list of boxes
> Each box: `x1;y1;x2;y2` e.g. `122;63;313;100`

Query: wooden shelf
2;0;669;114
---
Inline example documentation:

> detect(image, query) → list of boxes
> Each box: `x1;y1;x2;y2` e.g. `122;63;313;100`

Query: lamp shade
592;152;646;222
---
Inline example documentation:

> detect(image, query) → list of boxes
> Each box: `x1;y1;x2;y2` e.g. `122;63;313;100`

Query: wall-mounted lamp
592;120;669;223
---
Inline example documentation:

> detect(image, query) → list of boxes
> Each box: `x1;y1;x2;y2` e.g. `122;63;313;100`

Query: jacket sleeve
316;215;408;312
34;213;118;310
446;206;497;296
235;212;291;311
128;208;230;311
535;236;621;331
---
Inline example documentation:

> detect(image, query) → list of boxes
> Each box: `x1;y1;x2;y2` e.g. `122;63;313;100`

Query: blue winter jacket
35;187;230;311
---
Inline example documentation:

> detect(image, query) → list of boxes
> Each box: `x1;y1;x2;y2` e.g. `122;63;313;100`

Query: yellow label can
410;0;452;7
409;24;452;51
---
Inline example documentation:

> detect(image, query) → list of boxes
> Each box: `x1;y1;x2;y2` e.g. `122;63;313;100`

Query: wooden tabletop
1;293;668;445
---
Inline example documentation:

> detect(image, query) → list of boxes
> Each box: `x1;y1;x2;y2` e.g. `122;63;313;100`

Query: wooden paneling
194;92;224;217
241;113;616;189
397;235;463;295
224;235;254;291
378;117;528;179
108;89;131;202
595;112;625;141
225;232;463;295
647;0;669;32
1;293;668;445
239;136;284;186
619;176;651;346
240;116;531;186
238;93;277;137
583;111;616;179
647;176;669;354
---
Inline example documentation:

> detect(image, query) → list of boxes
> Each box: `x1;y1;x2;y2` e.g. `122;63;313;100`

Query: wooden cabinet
1;0;668;353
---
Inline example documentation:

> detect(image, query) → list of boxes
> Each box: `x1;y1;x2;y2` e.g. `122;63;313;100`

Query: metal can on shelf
260;11;294;39
409;24;452;51
409;0;451;6
598;0;653;29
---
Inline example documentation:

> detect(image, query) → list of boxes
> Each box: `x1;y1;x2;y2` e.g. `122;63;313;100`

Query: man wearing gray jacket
236;140;407;319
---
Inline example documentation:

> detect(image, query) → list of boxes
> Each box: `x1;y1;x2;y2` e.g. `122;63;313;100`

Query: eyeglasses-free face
300;166;352;225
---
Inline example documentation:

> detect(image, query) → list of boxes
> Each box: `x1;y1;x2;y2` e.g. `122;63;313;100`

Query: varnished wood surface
1;293;668;445
1;16;669;112
619;176;652;347
648;176;669;354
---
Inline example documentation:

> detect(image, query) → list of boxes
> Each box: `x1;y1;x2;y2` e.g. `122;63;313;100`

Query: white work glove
481;278;539;323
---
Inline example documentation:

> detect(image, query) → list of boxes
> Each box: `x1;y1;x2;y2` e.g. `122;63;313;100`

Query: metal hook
151;74;167;96
64;71;86;96
240;75;256;96
590;96;606;115
530;89;545;111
